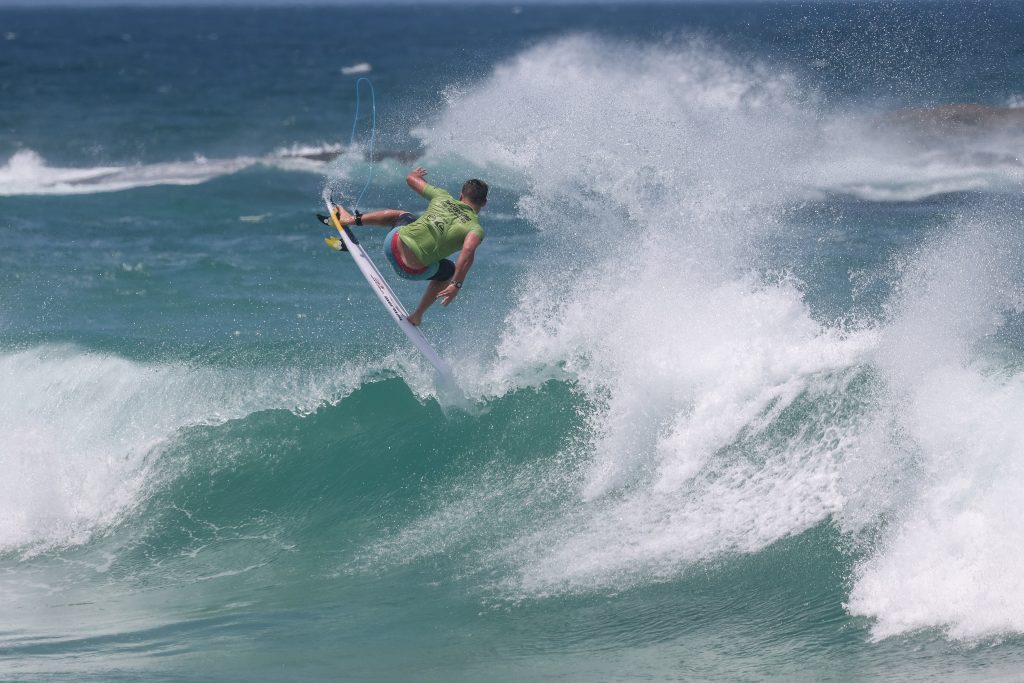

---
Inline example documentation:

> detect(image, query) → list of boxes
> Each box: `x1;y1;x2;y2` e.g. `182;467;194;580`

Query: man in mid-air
333;167;487;326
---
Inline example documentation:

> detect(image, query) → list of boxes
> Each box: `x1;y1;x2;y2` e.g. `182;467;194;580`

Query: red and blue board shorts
384;213;455;282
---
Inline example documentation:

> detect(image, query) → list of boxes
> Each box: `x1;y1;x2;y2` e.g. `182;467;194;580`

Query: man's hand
436;283;461;306
437;232;480;307
406;166;429;194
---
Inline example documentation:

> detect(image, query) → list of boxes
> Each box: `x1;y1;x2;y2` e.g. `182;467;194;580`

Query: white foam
847;369;1024;641
418;35;816;216
340;62;372;76
844;211;1024;641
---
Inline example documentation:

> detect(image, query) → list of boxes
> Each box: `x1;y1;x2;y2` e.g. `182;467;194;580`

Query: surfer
333;167;487;326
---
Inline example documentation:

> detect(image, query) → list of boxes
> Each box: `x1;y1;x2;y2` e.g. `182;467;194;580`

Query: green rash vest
398;184;484;265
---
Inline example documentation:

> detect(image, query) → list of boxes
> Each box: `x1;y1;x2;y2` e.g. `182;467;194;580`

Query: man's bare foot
406;312;423;326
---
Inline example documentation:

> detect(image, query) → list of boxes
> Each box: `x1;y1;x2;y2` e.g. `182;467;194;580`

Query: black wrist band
354;211;363;226
453;281;463;289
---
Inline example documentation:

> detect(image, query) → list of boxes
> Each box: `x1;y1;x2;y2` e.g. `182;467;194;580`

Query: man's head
459;179;488;210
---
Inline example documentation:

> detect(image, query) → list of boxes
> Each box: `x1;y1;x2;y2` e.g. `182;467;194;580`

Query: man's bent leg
407;280;448;327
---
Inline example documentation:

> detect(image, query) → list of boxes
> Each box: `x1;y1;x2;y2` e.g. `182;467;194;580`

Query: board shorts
384;213;456;282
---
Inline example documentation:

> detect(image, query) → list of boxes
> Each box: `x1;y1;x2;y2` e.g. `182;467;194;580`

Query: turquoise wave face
4;3;1024;681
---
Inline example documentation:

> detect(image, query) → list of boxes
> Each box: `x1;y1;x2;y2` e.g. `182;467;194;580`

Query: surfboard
320;189;455;381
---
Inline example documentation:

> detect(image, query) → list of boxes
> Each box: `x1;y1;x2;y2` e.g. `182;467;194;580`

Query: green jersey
398;184;484;265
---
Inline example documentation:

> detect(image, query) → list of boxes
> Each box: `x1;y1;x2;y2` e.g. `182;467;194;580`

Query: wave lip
0;344;390;556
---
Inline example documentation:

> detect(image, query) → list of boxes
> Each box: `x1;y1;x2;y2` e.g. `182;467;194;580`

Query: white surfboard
321;189;455;381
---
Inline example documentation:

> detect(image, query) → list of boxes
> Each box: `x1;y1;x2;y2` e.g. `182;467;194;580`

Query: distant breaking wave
0;144;416;197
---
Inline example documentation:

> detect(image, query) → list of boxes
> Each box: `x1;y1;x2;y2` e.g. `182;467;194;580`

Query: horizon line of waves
4;145;1017;202
2;137;1020;204
812;120;1024;202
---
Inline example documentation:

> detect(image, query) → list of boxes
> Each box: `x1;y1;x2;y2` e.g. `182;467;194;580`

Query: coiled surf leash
348;76;377;217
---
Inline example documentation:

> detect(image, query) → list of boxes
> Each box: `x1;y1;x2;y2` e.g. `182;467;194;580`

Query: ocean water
2;1;1024;680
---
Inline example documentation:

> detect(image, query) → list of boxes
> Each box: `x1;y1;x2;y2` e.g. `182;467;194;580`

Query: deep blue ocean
3;2;1024;680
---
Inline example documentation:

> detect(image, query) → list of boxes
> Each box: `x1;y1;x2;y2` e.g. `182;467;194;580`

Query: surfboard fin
324;236;347;251
317;213;349;251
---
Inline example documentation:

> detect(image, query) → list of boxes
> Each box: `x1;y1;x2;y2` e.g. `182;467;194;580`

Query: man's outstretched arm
406;166;429;195
437;231;482;306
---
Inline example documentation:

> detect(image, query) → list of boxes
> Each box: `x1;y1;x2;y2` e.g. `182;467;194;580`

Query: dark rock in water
881;104;1024;135
281;148;422;163
292;150;342;162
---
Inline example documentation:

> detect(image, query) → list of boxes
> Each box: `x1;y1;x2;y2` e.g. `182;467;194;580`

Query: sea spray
847;205;1024;640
